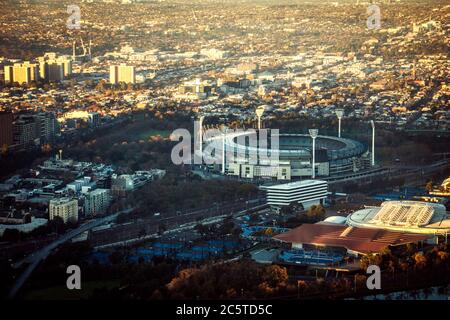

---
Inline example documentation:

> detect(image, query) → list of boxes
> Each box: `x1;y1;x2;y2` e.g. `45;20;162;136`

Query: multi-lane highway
8;208;134;299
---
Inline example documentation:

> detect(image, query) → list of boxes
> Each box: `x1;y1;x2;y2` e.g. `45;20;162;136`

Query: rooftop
347;200;450;234
261;180;327;191
274;224;429;255
371;201;440;227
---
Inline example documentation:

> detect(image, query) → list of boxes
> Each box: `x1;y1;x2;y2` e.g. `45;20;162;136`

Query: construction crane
72;36;92;62
80;37;87;56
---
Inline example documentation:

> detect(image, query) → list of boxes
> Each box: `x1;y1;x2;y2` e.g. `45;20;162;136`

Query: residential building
49;198;78;223
4;62;39;84
110;64;136;84
0;112;14;148
38;53;72;82
84;188;111;216
35;112;57;143
13;115;38;147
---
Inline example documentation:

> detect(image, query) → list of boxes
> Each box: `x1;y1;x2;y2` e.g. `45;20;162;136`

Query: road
8;208;134;299
90;199;267;248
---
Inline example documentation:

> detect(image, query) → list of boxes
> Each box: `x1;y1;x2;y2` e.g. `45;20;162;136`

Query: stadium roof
273;224;429;255
347;201;450;234
323;216;348;225
370;201;436;227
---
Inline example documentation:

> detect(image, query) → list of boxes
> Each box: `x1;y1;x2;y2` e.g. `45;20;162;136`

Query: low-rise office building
260;180;328;209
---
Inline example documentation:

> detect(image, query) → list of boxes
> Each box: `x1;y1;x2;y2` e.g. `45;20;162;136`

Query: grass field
138;129;172;140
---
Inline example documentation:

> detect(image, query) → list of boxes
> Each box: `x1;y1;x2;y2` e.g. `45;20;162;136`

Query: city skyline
0;0;449;307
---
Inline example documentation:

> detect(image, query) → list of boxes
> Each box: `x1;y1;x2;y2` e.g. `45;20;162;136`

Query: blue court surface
279;249;344;265
372;187;425;201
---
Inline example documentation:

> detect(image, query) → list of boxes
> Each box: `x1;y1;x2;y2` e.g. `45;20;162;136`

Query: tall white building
38;53;72;82
49;198;78;223
261;180;328;209
110;64;135;84
84;189;111;216
4;62;39;84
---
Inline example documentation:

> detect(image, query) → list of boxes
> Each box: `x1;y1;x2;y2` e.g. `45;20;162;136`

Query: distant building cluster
177;78;214;100
0;111;57;151
200;48;228;60
111;170;166;197
0;156;166;236
1;53;72;85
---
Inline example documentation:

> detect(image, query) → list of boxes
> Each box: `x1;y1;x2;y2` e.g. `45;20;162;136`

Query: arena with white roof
347;200;450;235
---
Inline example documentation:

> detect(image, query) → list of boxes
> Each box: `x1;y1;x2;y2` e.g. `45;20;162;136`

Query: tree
264;265;288;288
119;82;127;91
406;243;417;255
436;251;449;264
414;252;427;270
297;280;309;297
387;260;396;279
1;228;21;242
48;216;65;234
280;202;302;215
195;224;208;237
257;282;275;297
1;144;8;156
354;274;367;291
306;204;326;221
109;250;125;265
400;261;409;273
158;223;167;235
41;143;52;154
359;255;370;270
237;184;258;197
95;80;107;92
425;181;433;193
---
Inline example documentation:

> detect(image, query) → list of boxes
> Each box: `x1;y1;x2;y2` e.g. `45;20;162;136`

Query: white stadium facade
201;130;373;181
347;200;450;236
272;200;449;259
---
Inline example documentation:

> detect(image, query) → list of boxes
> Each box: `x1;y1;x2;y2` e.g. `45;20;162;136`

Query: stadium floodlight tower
198;116;205;157
255;106;265;130
370;120;375;166
335;109;344;138
309;129;319;179
221;125;228;174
